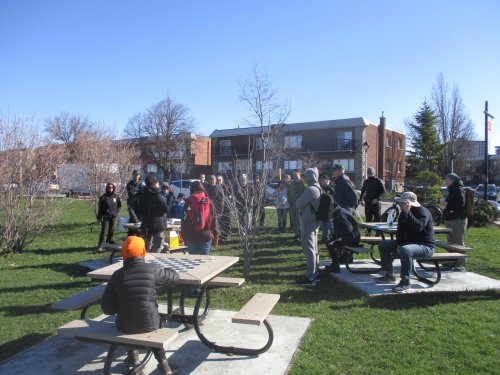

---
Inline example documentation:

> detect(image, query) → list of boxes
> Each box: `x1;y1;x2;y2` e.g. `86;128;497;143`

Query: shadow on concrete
0;333;51;363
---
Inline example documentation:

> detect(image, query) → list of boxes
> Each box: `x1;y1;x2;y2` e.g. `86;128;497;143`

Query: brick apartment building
123;133;211;181
210;116;406;190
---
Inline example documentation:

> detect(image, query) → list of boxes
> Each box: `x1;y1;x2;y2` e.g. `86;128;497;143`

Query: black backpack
310;186;334;221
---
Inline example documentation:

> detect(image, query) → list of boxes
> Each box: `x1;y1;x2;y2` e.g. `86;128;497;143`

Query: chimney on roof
378;113;386;181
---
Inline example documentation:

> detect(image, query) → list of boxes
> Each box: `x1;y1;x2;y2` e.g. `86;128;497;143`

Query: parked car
265;182;279;206
170;179;200;198
475;184;498;201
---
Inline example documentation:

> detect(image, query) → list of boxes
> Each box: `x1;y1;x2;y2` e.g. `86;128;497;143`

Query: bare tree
45;111;95;161
431;73;476;175
123;96;195;181
0;114;67;253
70;127;138;218
231;66;291;279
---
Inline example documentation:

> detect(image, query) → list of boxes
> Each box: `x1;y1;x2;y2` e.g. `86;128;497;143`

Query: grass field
0;199;499;374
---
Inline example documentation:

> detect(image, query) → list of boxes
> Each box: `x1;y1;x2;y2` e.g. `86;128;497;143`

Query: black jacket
331;206;360;245
396;206;435;248
443;180;466;220
360;177;385;203
101;257;179;333
97;184;121;219
137;186;168;235
333;175;358;210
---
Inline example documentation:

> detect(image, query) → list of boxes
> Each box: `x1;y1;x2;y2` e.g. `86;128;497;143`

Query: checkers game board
148;257;211;273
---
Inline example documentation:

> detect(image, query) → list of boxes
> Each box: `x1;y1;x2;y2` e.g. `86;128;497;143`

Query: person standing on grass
96;182;121;253
283;174;293;230
125;170;143;225
287;169;307;239
274;180;289;233
101;235;179;375
181;181;219;255
359;167;385;222
296;167;321;287
319;175;335;243
331;163;359;214
137;176;169;253
443;172;467;270
217;174;232;240
160;182;175;217
375;192;435;293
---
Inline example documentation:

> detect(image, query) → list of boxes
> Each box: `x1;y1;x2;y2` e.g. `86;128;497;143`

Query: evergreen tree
406;100;443;172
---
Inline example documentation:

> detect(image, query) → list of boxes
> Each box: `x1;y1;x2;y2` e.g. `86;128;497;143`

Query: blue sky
1;1;499;149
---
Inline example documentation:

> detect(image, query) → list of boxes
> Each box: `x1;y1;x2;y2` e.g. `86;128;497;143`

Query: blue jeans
146;231;165;253
378;240;434;282
320;219;334;241
185;239;212;255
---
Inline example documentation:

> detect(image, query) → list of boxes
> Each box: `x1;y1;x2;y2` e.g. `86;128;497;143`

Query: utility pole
484;101;495;200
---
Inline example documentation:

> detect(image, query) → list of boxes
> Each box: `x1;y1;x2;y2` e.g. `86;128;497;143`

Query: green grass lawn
1;201;499;374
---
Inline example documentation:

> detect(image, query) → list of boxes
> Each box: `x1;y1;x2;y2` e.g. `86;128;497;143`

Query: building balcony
300;139;355;152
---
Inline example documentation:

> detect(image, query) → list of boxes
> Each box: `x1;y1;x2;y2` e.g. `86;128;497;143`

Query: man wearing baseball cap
375;191;435;293
101;235;179;374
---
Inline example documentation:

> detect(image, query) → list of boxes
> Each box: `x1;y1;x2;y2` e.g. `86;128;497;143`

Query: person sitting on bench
375;192;435;293
325;204;360;273
101;235;179;374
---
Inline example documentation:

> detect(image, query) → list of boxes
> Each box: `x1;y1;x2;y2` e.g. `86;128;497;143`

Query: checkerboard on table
148;257;211;273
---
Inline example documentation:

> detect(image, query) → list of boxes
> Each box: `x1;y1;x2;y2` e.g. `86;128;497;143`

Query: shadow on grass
0;303;54;317
29;246;93;256
367;289;500;310
0;280;96;294
7;262;92;278
0;333;51;363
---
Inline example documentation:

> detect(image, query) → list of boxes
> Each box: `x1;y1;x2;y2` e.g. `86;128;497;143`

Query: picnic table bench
58;317;178;375
342;245;467;285
51;283;107;319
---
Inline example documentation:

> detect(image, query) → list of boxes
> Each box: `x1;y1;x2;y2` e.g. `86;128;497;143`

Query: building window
256;137;272;150
256;161;263;172
147;164;157;173
284;135;302;149
386;135;392;148
397;138;403;150
284;160;302;171
219;140;231;156
385;160;393;172
333;159;354;172
336;131;353;150
218;162;232;173
397;162;402;173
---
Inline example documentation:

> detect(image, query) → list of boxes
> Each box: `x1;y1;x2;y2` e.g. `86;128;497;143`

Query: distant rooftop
210;117;378;138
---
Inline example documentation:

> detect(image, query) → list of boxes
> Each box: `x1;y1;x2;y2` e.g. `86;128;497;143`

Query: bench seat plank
343;246;373;254
208;277;245;288
58;319;178;350
418;252;468;262
435;240;472;253
232;293;279;326
359;236;383;243
52;283;106;311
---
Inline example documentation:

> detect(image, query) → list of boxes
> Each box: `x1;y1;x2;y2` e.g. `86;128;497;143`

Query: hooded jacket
296;168;321;223
137;185;169;235
101;256;179;333
97;182;121;219
443;179;466;220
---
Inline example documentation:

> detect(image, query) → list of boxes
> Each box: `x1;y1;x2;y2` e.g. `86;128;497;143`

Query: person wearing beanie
125;170;144;231
96;182;121;253
360;167;386;222
101;235;179;374
443;173;467;269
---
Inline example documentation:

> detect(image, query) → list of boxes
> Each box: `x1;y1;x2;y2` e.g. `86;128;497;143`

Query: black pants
327;238;354;266
98;216;118;246
364;201;381;222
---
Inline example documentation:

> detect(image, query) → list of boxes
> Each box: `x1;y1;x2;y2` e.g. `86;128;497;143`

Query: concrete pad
0;310;311;375
320;260;500;296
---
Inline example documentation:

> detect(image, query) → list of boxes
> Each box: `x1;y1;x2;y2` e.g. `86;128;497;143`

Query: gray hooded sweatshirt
296;167;321;223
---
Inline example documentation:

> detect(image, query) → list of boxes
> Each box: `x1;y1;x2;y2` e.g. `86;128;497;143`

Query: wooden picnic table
360;222;451;240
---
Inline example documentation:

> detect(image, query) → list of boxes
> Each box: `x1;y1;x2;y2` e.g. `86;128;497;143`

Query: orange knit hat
121;236;146;259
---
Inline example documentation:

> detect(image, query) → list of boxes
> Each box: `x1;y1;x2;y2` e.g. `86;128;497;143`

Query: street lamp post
363;141;370;180
450;152;456;174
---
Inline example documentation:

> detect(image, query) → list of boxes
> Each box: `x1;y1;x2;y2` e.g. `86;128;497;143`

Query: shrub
471;200;497;227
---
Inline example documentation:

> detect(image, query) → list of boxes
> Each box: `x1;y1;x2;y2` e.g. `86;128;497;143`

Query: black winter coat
137;187;168;235
101;257;179;333
331;206;360;245
396;206;435;248
443;180;466;220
